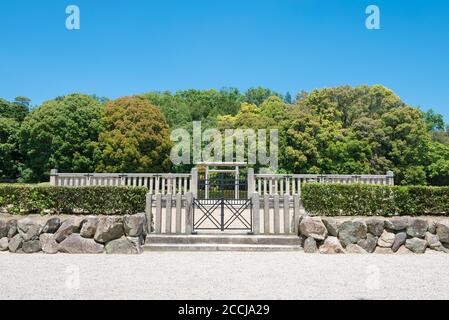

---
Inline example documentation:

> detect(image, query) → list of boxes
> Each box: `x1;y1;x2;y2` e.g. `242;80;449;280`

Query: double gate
193;172;252;233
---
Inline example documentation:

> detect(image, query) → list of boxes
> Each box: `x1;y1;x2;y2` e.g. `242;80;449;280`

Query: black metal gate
193;172;252;233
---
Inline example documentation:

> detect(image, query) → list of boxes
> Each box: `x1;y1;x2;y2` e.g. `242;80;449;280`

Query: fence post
155;193;162;234
145;193;153;234
247;168;255;199
50;169;58;186
252;192;260;235
387;171;395;185
190;167;198;198
263;194;270;234
185;192;193;234
293;194;301;234
284;194;290;235
274;194;280;234
166;193;173;234
176;193;182;234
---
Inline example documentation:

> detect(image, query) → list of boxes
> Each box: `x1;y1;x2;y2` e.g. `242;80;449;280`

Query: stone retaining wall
299;216;449;254
0;213;147;254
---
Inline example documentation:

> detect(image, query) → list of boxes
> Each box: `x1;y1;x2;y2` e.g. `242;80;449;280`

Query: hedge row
0;185;148;215
301;183;449;216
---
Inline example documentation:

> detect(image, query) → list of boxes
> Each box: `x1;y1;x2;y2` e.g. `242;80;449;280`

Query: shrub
301;183;449;216
0;185;147;215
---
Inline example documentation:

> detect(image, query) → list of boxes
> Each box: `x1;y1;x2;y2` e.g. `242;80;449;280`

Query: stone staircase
143;234;302;251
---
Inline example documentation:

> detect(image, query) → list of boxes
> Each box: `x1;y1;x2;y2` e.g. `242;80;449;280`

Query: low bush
301;183;449;216
0;184;148;215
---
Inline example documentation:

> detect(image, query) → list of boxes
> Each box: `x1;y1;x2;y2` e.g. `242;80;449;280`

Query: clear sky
0;0;448;120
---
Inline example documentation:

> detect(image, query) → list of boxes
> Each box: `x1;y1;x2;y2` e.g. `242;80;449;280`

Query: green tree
245;87;282;106
427;142;449;186
144;91;191;129
423;109;445;131
144;88;244;130
284;92;293;104
19;94;102;182
0;117;22;180
94;96;172;173
0;98;29;121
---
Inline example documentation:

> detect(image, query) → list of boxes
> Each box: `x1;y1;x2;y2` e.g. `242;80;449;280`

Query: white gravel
1;251;449;300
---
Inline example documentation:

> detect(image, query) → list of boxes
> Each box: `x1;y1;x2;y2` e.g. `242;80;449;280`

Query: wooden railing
146;192;303;235
251;172;394;196
252;193;302;235
49;169;194;195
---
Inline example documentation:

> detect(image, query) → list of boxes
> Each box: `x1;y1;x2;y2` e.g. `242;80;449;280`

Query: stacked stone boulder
0;213;147;254
299;216;449;254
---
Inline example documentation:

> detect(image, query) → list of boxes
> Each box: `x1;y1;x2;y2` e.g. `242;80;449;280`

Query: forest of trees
1;85;448;185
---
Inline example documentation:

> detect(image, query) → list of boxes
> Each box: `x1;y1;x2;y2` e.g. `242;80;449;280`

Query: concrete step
142;243;302;252
145;234;302;246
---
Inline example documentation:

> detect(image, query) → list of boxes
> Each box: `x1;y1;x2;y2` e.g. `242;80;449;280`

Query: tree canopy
18;94;102;182
1;85;448;185
94;96;172;173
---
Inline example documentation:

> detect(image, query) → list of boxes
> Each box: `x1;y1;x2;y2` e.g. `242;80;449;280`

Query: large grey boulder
7;220;18;238
396;245;412;254
0;237;8;251
357;234;378;253
425;232;447;253
321;218;340;237
377;230;395;248
385;217;411;231
405;238;427;254
22;240;42;253
345;244;367;254
299;217;328;241
319;236;345;254
105;236;140;254
80;217;99;238
8;234;22;253
94;217;124;243
53;217;84;243
406;218;428;238
391;232;407;252
436;220;449;244
17;218;43;241
42;217;61;234
58;234;104;254
124;213;146;237
366;218;385;236
374;247;393;254
303;237;317;253
338;220;367;247
40;233;59;254
428;220;436;234
0;220;7;238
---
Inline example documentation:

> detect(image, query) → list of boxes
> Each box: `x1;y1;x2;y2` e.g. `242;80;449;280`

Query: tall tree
19;94;102;182
94;96;172;173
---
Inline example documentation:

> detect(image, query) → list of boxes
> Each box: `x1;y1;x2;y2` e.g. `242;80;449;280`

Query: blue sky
0;0;448;120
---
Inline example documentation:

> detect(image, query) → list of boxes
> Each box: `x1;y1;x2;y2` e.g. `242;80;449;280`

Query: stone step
142;243;302;252
145;234;302;246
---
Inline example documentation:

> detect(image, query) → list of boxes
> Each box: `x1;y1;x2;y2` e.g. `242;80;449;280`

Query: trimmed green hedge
0;185;148;215
301;183;449;216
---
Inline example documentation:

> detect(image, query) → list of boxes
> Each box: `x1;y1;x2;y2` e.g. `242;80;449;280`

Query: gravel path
1;251;449;300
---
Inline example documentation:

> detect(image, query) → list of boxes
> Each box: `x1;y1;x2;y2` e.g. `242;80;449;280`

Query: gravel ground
1;251;449;300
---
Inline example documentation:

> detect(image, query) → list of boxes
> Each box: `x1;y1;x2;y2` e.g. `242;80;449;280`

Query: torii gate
197;162;248;199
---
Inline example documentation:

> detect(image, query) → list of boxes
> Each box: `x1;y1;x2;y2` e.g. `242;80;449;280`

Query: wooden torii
197;162;247;199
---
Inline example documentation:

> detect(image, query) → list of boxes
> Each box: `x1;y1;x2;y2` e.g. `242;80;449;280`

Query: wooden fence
251;172;394;196
50;168;394;198
146;192;303;235
50;169;194;195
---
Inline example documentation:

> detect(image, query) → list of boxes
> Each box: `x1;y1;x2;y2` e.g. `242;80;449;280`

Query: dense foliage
94;96;172;173
0;184;147;215
1;85;448;185
18;94;102;182
302;183;449;216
